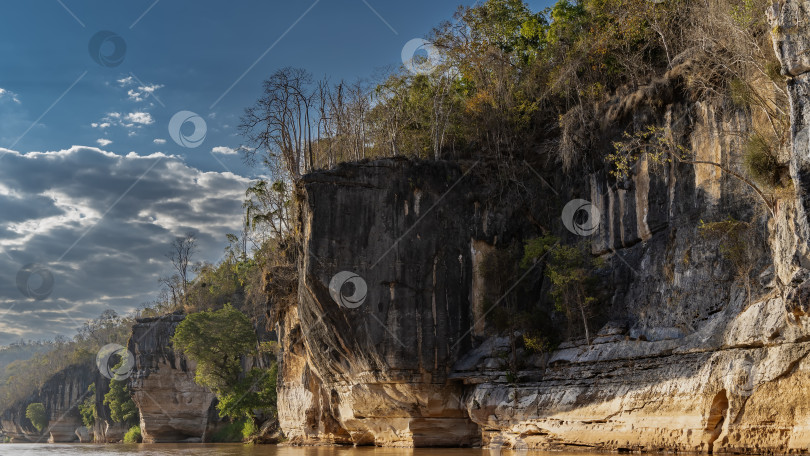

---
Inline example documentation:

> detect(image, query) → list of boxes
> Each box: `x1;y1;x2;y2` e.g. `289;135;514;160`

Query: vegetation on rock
123;425;141;443
24;403;46;433
172;304;278;428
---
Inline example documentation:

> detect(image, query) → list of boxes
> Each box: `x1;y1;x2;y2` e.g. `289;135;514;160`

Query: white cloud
153;139;166;145
124;112;153;126
212;146;238;155
0;146;250;344
117;76;134;86
96;139;113;147
91;122;111;129
0;88;21;104
127;84;164;102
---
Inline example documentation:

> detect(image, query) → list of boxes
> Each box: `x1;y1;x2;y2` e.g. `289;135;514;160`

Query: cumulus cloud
96;138;112;147
0;146;250;344
212;146;238;155
153;139;166;145
124;112;153;126
92;111;153;133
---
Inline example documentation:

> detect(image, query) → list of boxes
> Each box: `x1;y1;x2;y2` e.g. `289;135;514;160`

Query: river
0;445;572;455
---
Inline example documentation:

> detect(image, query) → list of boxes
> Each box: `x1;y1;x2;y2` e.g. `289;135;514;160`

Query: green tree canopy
104;379;139;425
172;305;277;421
25;402;47;433
172;304;257;394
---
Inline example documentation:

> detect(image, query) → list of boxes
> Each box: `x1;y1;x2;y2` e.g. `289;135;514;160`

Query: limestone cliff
0;363;93;443
276;1;810;450
127;313;224;443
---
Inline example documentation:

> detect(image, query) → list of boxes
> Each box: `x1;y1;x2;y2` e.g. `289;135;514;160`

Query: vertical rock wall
275;3;810;450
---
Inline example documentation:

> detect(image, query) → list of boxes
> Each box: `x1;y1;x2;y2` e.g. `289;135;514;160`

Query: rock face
0;363;94;443
276;3;810;450
127;313;223;443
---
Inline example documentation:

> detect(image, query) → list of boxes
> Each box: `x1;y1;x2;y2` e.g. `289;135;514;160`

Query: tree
522;235;603;345
104;379;139;425
244;180;293;241
172;305;276;421
25;403;47;433
78;383;96;428
240;67;316;180
172;305;257;393
166;232;197;309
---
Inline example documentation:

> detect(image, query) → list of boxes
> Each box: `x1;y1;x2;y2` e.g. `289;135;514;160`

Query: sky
0;0;554;345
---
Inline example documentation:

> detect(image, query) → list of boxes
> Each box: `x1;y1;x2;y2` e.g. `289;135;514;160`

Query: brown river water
0;445;580;455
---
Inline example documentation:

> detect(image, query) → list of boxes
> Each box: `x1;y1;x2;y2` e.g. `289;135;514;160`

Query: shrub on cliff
25;403;47;433
123;426;141;443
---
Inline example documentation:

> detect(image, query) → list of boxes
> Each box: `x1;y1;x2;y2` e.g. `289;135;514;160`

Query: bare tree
240;67;316;180
166;232;197;308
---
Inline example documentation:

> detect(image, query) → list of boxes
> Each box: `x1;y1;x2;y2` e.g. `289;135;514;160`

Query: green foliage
78;383;96;428
520;234;558;269
172;304;257;394
607;126;677;180
258;341;279;357
523;333;555;354
522;236;603;343
123;425;141;443
25;403;47;433
242;418;258;441
173;305;277;421
216;363;278;421
211;419;248;442
104;379;139;425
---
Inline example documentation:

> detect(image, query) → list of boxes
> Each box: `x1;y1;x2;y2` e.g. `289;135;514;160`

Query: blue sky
0;0;555;344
